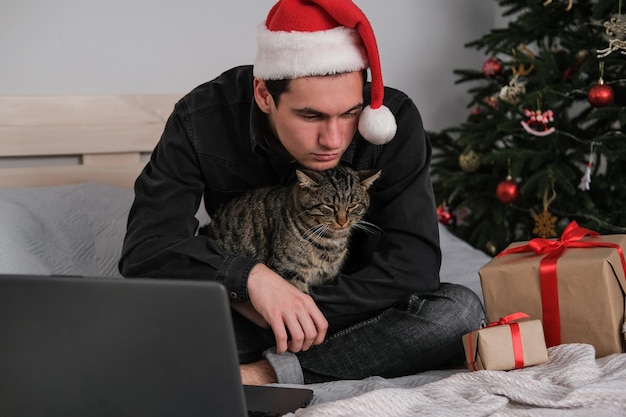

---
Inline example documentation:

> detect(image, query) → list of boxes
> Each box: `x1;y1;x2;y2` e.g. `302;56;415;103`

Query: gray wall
0;0;495;131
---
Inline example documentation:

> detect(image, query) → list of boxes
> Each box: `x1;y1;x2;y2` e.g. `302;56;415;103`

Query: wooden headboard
0;95;180;188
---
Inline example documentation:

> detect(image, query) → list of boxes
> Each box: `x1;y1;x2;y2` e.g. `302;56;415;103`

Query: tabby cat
206;165;381;293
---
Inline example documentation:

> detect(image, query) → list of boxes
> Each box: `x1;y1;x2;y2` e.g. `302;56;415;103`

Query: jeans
232;283;485;384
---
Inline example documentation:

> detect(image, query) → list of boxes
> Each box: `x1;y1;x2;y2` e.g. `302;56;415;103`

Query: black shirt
119;65;441;333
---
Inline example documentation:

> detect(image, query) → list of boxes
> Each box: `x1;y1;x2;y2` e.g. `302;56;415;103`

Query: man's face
254;71;364;171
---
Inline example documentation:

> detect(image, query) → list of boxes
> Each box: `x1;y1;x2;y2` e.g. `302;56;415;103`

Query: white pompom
358;105;397;144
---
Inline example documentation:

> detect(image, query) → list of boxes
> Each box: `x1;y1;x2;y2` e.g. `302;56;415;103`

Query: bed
2;96;625;416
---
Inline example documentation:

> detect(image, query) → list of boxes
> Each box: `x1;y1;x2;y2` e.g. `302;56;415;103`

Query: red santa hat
253;0;397;145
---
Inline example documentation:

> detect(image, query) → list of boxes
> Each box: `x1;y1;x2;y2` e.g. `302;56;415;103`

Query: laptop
0;274;313;417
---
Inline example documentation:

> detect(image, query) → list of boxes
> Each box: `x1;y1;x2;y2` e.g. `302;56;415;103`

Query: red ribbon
467;312;529;370
488;312;527;369
496;221;626;347
486;312;530;327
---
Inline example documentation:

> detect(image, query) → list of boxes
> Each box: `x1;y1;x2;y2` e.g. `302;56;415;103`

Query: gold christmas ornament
512;45;536;77
533;209;558;238
532;186;558;238
458;150;481;173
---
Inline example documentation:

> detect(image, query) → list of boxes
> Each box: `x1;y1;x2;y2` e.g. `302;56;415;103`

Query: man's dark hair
264;69;368;107
264;79;290;107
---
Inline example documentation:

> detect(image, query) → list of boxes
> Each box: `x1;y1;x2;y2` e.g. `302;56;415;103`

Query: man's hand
246;263;328;354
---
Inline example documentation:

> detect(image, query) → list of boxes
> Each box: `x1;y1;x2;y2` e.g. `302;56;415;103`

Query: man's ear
254;78;272;114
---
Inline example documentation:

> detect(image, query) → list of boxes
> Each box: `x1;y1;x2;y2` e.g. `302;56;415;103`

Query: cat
206;165;381;293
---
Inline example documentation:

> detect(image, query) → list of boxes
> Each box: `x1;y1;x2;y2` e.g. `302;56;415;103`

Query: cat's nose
336;214;348;227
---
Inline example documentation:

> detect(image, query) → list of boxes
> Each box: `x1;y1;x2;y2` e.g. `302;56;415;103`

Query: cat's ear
296;169;320;189
358;169;382;190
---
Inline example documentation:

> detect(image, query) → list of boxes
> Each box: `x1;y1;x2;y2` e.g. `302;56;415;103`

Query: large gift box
462;312;549;371
479;222;626;358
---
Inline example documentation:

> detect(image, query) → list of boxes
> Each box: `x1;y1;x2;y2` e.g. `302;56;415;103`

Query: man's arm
121;99;327;353
119;101;259;304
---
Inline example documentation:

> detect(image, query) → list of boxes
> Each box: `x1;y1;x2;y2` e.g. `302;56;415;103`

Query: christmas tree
429;0;626;256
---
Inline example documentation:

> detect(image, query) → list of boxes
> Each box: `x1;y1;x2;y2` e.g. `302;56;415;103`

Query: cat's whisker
314;225;331;240
354;220;381;234
305;225;335;251
302;224;326;241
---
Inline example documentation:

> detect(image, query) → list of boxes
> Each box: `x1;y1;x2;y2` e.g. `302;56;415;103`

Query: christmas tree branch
550;209;626;233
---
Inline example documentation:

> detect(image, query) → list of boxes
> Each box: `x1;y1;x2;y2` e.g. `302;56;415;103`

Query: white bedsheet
286;343;626;416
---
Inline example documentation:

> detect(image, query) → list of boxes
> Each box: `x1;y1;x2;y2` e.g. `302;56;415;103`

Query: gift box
462;312;549;371
479;222;626;358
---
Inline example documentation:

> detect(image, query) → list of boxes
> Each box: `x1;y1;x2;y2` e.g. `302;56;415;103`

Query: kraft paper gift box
462;312;548;371
479;221;626;358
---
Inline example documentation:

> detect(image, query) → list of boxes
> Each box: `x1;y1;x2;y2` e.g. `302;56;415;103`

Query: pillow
0;183;134;277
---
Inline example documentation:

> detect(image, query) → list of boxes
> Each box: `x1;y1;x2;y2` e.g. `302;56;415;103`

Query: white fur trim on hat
253;23;368;80
358;105;397;145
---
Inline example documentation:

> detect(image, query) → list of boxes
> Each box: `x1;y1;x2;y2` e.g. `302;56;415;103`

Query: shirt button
230;292;238;299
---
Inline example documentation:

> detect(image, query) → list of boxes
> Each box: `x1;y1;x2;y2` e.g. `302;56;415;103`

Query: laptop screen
0;275;249;417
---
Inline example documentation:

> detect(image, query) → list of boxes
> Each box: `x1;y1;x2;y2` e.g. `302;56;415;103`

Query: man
119;0;484;385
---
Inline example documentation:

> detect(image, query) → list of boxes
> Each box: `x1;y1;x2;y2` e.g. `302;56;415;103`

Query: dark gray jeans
233;283;485;384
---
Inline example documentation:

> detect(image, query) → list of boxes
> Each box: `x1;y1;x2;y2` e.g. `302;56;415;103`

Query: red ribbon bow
497;221;599;258
487;312;530;327
496;221;626;347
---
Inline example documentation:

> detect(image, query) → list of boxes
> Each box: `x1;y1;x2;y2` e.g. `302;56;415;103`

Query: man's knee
438;283;485;331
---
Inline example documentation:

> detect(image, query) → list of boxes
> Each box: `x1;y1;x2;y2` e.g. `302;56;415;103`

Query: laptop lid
0;274;312;417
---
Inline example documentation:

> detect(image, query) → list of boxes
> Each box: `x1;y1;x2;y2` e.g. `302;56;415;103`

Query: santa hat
253;0;397;145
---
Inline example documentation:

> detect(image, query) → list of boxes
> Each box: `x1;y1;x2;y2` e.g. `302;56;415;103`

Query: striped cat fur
206;165;380;293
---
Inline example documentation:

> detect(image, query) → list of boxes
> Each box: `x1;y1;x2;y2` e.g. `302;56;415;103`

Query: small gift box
479;221;626;358
462;312;549;371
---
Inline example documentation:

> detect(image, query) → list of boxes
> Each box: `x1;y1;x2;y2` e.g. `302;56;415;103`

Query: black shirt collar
249;100;269;153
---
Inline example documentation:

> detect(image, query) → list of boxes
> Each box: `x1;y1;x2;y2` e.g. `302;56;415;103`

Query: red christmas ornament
437;203;454;226
485;95;498;109
482;57;502;78
496;176;520;204
587;82;614;107
520;108;555;136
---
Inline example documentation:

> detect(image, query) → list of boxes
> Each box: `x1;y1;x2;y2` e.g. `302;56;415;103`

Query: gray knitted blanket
288;344;626;416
